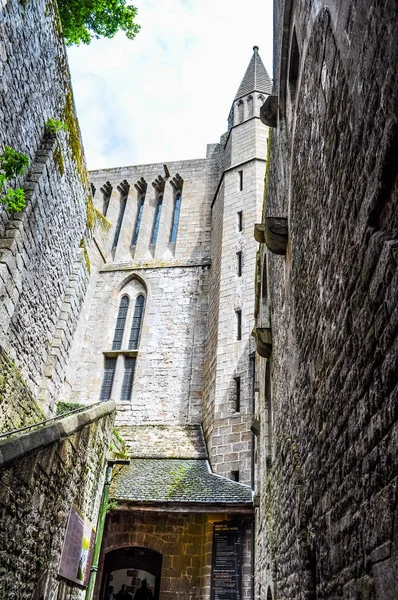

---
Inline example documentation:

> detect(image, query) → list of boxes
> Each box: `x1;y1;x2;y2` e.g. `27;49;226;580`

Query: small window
132;195;145;246
151;195;163;245
100;357;117;401
236;309;242;340
237;251;242;277
238;170;243;191
120;356;136;401
237;211;243;232
112;296;129;350
113;196;127;249
231;470;240;482
129;295;145;349
170;192;182;243
234;376;241;412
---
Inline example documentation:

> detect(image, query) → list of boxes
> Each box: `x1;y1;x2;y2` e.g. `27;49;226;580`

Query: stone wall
0;0;91;416
255;1;398;598
0;403;115;600
0;346;44;434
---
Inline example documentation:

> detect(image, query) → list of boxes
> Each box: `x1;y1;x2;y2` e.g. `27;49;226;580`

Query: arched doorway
100;546;162;600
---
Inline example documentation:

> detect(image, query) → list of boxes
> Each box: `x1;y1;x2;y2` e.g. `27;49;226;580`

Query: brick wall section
255;2;398;599
97;511;252;600
0;409;114;600
0;0;90;414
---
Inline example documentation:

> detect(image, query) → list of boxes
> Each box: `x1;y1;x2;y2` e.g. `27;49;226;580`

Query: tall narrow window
132;195;145;246
112;296;129;350
129;295;145;349
237;211;243;232
113;196;127;249
120;356;136;401
234;376;241;412
100;357;117;401
151;195;163;244
170;193;182;243
239;170;243;191
247;95;253;118
236;309;242;340
238;101;244;122
237;251;242;277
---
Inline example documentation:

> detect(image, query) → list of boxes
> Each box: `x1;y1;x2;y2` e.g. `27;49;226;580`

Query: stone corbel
254;223;265;243
264;217;288;255
260;95;278;127
254;327;272;358
251;417;261;436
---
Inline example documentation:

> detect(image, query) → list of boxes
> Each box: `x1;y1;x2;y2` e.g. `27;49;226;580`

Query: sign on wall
210;521;243;600
58;505;96;587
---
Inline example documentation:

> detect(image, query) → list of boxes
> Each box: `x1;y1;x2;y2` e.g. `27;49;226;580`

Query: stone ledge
0;401;115;469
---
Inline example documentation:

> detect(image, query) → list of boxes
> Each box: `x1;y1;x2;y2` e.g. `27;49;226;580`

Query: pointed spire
234;46;272;101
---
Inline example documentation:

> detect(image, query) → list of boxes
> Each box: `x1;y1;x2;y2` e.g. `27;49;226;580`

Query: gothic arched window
129;294;145;349
247;95;253;118
238;100;244;122
112;295;129;350
132;195;145;246
170;192;182;243
151;195;163;244
113;195;128;249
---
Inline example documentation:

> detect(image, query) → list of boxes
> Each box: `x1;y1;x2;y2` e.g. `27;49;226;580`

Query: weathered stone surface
0;409;114;600
255;1;398;598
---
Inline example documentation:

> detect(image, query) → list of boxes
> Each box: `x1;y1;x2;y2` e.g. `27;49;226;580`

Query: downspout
85;463;113;600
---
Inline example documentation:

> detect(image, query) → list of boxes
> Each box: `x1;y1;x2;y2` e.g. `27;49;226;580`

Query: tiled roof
110;459;253;505
234;46;272;100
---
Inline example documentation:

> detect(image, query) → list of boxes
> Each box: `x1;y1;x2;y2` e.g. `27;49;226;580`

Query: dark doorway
100;546;162;600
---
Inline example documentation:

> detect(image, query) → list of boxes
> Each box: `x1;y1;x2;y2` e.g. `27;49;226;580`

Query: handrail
0;401;104;439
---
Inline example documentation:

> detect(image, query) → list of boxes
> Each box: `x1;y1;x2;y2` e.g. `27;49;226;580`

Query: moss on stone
53;141;65;176
79;238;91;273
86;194;95;230
94;207;112;233
63;88;88;186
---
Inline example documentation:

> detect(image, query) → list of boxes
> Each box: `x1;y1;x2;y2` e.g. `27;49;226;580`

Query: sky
67;0;273;171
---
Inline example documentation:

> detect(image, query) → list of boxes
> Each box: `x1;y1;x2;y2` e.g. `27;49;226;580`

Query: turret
228;46;272;129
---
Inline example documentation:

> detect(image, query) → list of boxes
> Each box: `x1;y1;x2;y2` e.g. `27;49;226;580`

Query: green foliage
45;118;68;135
56;401;85;416
2;188;26;213
0;146;29;179
106;498;118;513
0;146;29;213
58;0;141;46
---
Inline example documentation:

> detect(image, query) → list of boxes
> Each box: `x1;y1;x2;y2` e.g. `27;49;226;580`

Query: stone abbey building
1;0;398;599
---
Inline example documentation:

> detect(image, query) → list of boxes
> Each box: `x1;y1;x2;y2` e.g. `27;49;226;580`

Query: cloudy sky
67;0;273;170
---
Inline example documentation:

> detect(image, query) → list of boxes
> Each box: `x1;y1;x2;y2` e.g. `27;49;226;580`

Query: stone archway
100;546;163;600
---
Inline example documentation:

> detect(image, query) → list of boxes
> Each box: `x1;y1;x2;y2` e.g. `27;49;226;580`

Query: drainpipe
85;463;113;600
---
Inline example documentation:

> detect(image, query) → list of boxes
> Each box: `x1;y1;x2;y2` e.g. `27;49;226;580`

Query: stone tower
204;46;271;485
